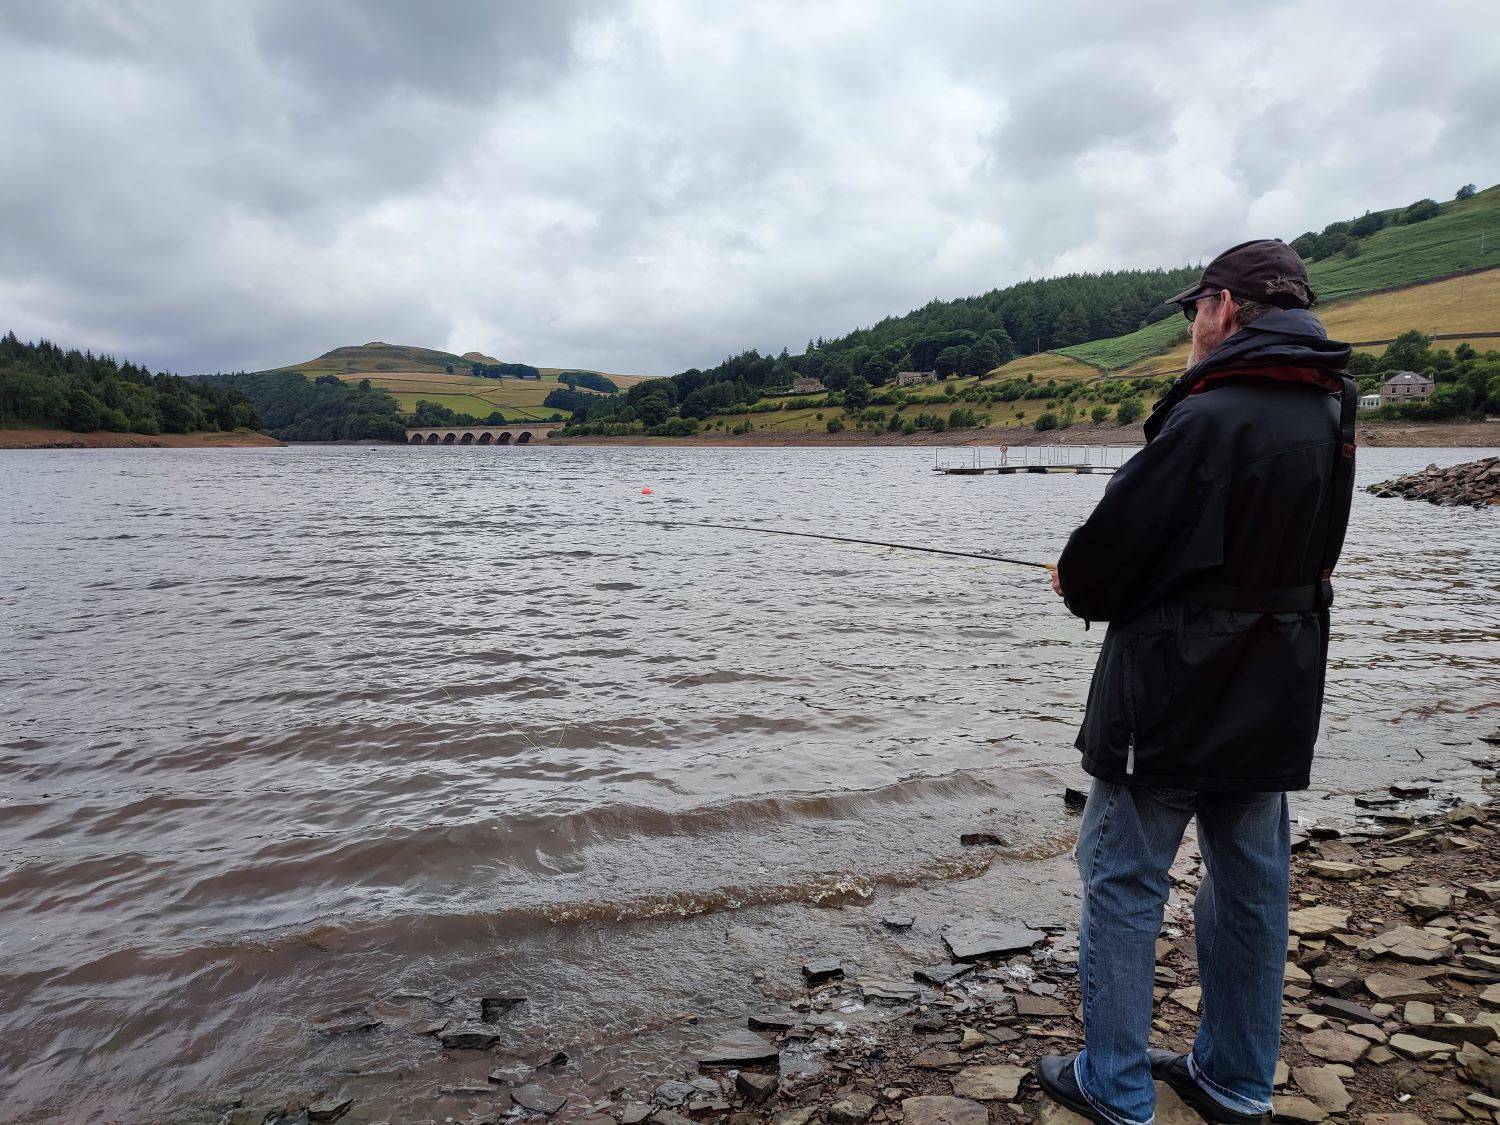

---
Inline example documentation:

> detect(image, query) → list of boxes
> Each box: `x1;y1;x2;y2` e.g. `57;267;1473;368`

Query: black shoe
1147;1050;1267;1124
1035;1053;1113;1125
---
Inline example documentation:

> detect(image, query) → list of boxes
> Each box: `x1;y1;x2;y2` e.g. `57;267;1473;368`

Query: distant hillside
1061;184;1500;372
554;180;1500;439
264;341;657;422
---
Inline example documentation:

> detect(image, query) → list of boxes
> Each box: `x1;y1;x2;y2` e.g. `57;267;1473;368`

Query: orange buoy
641;487;653;495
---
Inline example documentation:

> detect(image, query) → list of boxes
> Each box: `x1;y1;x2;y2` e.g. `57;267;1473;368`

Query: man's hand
1046;562;1063;598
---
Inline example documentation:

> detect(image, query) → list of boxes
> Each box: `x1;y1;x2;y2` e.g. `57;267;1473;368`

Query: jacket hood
1144;309;1351;442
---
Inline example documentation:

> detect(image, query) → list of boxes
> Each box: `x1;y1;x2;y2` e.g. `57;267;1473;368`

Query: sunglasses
1182;294;1219;323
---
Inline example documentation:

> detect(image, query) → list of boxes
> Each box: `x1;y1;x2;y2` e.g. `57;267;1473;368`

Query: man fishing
1036;240;1356;1125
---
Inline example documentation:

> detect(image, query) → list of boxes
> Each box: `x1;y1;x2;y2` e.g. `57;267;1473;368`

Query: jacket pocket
1119;627;1180;776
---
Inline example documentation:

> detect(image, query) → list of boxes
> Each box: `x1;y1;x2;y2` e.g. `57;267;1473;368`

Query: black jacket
1058;310;1354;792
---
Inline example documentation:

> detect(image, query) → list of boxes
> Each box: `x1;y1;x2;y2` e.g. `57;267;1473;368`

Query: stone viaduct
404;423;561;445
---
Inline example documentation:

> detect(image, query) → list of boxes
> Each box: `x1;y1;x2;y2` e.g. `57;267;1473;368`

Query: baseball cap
1167;238;1316;310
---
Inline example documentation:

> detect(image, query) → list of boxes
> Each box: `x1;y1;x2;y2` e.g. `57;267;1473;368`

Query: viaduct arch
405;423;561;446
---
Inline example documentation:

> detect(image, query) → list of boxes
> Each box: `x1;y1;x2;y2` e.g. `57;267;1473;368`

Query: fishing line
642;520;1050;571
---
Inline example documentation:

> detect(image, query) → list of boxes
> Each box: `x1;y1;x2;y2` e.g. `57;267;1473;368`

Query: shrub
1091;405;1110;424
1401;198;1439;224
1116;398;1144;425
826;416;845;433
1034;412;1058;432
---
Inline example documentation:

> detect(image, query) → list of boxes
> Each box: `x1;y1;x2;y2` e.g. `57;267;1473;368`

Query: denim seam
1079;786;1156;1125
1187;1052;1272;1114
1072;1053;1155;1125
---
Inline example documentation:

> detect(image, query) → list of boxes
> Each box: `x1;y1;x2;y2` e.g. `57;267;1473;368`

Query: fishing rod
643;520;1051;571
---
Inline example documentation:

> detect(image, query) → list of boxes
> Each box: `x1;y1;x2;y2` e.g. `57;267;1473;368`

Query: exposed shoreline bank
3;421;1492;452
0;427;282;450
547;421;1499;450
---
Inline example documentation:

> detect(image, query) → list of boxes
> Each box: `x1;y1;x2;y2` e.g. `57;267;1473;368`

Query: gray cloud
1;0;1497;377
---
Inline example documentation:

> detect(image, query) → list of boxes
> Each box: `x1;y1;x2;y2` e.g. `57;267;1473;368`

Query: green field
1060;185;1500;371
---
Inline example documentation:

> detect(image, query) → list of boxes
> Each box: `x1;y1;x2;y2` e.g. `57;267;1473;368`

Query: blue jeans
1074;780;1289;1125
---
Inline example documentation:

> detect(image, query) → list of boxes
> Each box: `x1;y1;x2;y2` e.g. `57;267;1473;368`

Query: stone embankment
220;750;1500;1125
1368;457;1500;508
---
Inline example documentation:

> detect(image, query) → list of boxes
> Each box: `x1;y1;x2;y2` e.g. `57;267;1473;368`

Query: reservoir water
1;444;1497;1122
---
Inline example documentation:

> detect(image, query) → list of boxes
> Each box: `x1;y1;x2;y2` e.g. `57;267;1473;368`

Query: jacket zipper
1123;642;1137;775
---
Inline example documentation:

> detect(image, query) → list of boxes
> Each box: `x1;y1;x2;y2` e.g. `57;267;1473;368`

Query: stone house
896;370;936;387
789;377;825;393
1379;370;1435;406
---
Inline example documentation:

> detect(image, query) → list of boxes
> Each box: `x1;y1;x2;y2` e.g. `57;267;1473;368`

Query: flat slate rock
697;1028;779;1067
1389;1032;1454;1059
437;1023;501;1050
951;1063;1028;1101
735;1071;779;1104
1310;965;1363;997
801;958;844;983
942;920;1045;962
1309;996;1379;1024
1288;906;1349;937
653;1081;699;1106
1403;1021;1497;1046
859;977;924;1004
1365;973;1442;1002
1272;1094;1327;1123
747;1009;799;1031
881;913;916;930
511;1085;566;1115
914;963;973;986
828;1093;879;1123
1358;925;1454;964
1015;994;1069;1018
1291;1066;1352;1114
1302;1029;1368;1064
903;1095;989;1125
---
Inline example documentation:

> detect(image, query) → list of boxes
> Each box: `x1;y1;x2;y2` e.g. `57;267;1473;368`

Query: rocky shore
217;739;1500;1125
1368;458;1500;508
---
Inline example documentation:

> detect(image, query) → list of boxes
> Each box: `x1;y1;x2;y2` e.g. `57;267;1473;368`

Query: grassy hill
1059;185;1500;372
264;341;658;421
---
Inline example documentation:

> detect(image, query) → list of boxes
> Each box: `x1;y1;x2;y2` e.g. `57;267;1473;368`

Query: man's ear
1218;289;1238;332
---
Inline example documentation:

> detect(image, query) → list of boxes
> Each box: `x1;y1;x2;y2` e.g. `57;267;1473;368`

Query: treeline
558;371;617;393
0;332;258;434
471;361;540;379
1351;330;1500;418
202;371;405;441
551;266;1203;435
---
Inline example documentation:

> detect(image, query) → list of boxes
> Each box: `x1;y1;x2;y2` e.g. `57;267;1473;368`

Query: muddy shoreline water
215;741;1500;1125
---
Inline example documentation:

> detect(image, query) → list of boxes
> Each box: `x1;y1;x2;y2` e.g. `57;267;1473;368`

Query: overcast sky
2;1;1497;377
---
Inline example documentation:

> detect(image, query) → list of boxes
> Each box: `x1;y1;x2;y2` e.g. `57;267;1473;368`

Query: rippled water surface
2;444;1497;1121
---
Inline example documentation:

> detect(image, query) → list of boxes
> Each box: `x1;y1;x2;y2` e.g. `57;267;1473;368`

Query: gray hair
1233;297;1275;327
